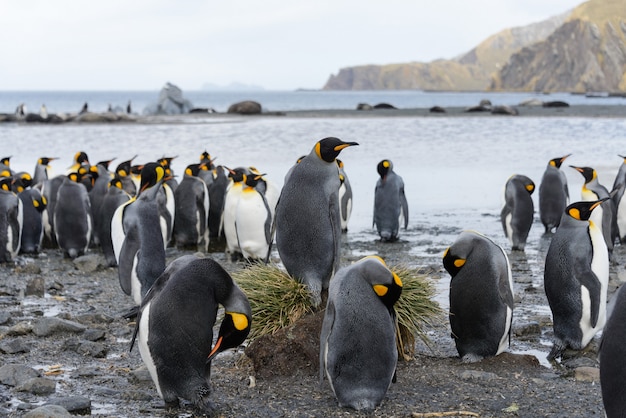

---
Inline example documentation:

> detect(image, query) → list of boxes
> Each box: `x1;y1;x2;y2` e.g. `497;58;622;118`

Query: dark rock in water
25;113;45;123
356;103;373;110
491;105;519;115
143;82;194;115
373;102;397;109
245;310;324;378
227;100;262;115
465;105;491;112
44;396;91;415
429;105;446;113
25;276;45;297
543;100;569;108
17;377;57;395
189;107;217;113
22;405;72;418
0;364;40;386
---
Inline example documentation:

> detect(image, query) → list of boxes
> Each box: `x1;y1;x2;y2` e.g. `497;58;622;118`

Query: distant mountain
490;0;626;92
324;0;626;93
201;82;264;91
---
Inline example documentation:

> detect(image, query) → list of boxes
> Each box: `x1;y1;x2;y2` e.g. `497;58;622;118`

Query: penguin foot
547;341;566;361
121;305;139;320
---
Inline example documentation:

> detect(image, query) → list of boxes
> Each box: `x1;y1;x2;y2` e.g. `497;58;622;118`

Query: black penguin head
11;177;28;193
442;246;466;277
109;177;124;190
115;155;137;177
227;167;246;183
0;177;13;192
96;159;115;170
1;156;11;166
570;166;596;183
620;154;626;162
243;173;265;188
38;157;57;166
377;159;393;179
15;172;33;190
206;311;251;363
566;198;608;221
31;192;47;213
200;151;216;169
314;137;359;163
74;151;89;165
139;162;165;194
185;163;203;177
158;156;176;170
549;154;571;168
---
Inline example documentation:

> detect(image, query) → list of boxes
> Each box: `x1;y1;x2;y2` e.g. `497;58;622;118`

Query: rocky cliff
490;0;626;92
323;0;626;93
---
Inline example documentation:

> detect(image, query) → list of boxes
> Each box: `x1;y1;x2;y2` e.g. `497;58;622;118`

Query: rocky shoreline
0;225;624;417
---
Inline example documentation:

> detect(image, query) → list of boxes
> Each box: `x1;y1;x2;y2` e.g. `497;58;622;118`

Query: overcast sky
1;0;584;91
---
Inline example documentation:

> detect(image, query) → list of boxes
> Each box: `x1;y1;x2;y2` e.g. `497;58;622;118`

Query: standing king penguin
97;177;131;267
130;255;251;413
443;231;514;362
544;199;609;360
539;154;570;233
0;177;23;263
18;188;46;255
500;174;535;251
54;172;92;259
373;159;408;242
173;163;210;251
234;172;273;261
274;137;359;307
320;256;402;411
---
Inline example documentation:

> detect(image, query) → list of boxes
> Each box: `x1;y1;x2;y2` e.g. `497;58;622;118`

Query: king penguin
274;137;359;307
33;157;57;186
54;172;92;259
320;256;402;411
443;230;514;362
207;166;229;240
65;151;90;175
89;159;115;246
373;159;409;242
0;177;23;263
113;162;167;306
500;174;535;251
97;177;131;267
600;284;626;417
570;165;615;258
544;199;609;360
130;254;251;413
336;159;353;233
221;168;247;260
173;163;210;251
539;154;570;233
18;188;46;255
611;155;626;243
234;172;273;261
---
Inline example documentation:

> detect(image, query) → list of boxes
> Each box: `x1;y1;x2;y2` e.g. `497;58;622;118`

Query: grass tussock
231;263;315;341
391;264;444;360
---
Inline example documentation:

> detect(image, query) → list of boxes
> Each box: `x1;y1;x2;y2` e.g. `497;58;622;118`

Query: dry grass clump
231;263;315;340
391;264;444;360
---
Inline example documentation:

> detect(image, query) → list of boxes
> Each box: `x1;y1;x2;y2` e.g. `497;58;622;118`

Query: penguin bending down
443;230;514;362
544;199;609;360
600;284;626;417
274;137;359;307
500;174;535;251
18;188;46;254
130;255;251;413
54;173;92;259
373;159;408;242
539;155;570;233
320;256;402;411
0;178;23;262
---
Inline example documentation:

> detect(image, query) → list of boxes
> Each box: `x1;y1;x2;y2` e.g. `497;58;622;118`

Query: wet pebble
44;396;91;415
574;366;600;382
61;338;108;358
72;254;106;272
513;321;541;339
25;276;45;297
32;317;87;337
0;338;31;354
22;404;72;418
16;377;57;395
0;364;40;386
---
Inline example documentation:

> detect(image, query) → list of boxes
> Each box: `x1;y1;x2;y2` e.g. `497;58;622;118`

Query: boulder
143;82;194;115
227;100;262;115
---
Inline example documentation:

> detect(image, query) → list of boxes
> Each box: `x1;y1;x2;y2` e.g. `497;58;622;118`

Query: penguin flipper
579;271;602;328
400;188;409;229
118;231;139;296
319;301;336;385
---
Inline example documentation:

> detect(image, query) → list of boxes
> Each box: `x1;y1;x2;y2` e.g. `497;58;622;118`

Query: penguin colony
1;147;626;415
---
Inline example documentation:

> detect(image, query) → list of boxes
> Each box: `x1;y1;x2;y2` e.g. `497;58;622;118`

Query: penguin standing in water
570;165;615;257
54;172;92;259
500;174;535;251
234;172;273;261
130;255;251;414
611;155;626;243
600;284;626;417
18;188;46;254
113;163;167;306
373;159;408;242
320;256;402;411
544;199;609;360
97;177;131;267
173;163;210;251
443;230;514;362
336;159;352;233
274;137;359;307
0;177;23;263
539;154;570;233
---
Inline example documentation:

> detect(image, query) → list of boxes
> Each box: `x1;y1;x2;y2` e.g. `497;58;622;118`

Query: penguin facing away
373;159;409;242
173;163;210;251
0;177;23;263
320;256;402;411
539;154;570;233
130;255;251;413
54;172;92;259
544;199;609;360
500;174;535;251
600;284;626;417
443;230;514;362
274;137;359;307
611;154;626;243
